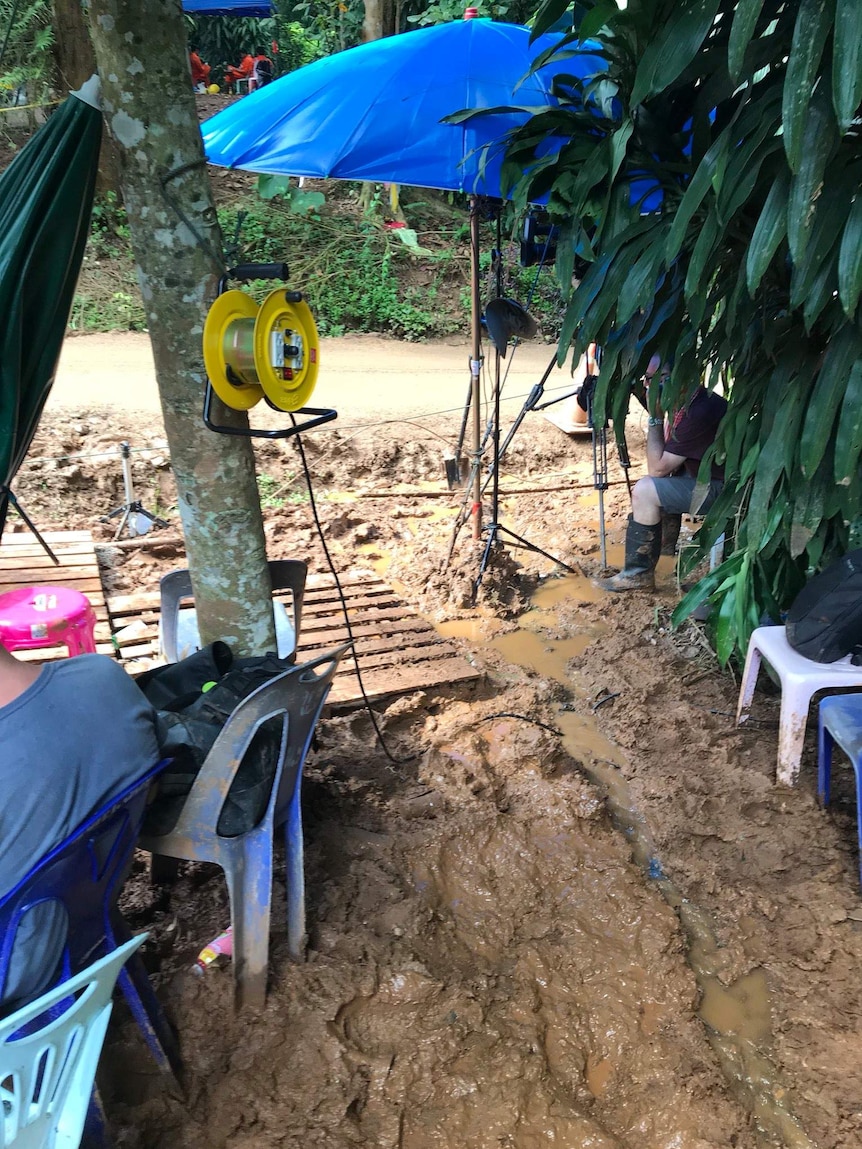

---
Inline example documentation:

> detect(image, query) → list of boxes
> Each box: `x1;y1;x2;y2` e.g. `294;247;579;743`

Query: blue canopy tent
182;0;273;14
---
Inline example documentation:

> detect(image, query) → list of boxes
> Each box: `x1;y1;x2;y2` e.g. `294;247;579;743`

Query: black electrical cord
289;415;417;767
477;712;563;737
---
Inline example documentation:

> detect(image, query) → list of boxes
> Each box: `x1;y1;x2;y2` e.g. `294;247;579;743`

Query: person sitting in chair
0;644;160;1009
597;356;727;592
189;47;211;91
225;50;255;89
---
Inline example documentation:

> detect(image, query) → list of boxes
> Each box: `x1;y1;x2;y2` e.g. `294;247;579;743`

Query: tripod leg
113;507;132;541
490;525;577;574
472;525;500;601
3;491;60;564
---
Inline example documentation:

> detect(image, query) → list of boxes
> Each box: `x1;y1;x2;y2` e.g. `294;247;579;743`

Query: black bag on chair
139;644;296;836
786;549;862;664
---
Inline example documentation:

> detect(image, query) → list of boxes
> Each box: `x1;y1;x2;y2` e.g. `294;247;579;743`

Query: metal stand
586;386;609;570
473;348;576;600
0;487;60;563
102;441;169;540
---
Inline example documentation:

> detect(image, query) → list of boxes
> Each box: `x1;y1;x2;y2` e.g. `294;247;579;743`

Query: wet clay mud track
12;333;862;1147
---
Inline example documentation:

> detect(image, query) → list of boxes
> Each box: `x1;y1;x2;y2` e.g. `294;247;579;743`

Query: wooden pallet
0;530;114;660
107;571;481;708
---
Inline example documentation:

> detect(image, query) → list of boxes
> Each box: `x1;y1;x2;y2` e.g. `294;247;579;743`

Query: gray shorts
651;475;724;516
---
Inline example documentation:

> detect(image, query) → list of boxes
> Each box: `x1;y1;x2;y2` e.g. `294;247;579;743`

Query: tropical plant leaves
782;0;833;174
832;0;862;133
834;359;862;485
746;168;789;293
799;324;862;478
838;194;862;316
503;0;862;664
631;0;722;105
728;0;766;81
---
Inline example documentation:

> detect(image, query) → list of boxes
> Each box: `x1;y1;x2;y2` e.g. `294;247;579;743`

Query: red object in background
383;221;406;230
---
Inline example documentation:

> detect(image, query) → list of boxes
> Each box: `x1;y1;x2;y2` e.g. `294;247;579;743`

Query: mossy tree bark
87;0;276;655
51;0;120;192
52;0;97;90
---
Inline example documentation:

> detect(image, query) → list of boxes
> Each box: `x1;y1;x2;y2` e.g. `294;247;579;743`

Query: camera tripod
472;349;577;598
103;441;169;541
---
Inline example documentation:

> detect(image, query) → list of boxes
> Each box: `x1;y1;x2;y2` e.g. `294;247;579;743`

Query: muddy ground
9;340;862;1149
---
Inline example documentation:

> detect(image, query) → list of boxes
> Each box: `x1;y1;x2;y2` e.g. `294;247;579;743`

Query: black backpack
138;643;295;838
786;549;862;664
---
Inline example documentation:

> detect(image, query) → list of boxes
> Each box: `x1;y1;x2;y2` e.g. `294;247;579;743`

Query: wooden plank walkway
0;530;115;660
107;571;481;708
0;531;481;707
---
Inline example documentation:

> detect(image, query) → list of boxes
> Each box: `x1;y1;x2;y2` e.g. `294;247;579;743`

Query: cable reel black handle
229;262;290;282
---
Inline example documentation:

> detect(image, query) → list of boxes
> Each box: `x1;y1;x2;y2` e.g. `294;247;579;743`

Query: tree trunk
52;0;96;90
52;0;121;191
87;0;277;656
362;0;395;43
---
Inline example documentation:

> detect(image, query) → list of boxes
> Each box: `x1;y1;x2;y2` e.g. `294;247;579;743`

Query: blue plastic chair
0;935;145;1149
140;644;350;1011
818;694;862;889
0;760;181;1083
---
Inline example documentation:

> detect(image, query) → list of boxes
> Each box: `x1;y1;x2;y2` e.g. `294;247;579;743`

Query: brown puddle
489;630;595;687
555;710;626;767
530;571;607;607
698;968;772;1043
356;542;393;576
436;617;504;643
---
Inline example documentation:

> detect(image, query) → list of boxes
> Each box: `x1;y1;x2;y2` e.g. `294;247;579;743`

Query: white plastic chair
159;560;305;664
0;935;144;1149
736;625;862;785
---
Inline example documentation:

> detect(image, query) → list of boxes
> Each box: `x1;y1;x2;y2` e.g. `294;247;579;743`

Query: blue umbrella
201;17;606;199
183;0;273;13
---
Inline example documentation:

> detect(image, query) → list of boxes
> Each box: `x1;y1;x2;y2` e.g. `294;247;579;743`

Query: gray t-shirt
0;655;160;1009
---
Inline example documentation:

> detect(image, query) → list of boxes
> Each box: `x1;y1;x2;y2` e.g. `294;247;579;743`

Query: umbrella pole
469;196;482;540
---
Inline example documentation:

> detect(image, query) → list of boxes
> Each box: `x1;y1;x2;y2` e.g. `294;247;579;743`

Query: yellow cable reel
202;288;320;413
254;290;320;412
202;290;263;410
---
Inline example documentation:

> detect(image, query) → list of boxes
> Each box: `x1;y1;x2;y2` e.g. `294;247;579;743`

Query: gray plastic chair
140;644;349;1012
159;559;307;664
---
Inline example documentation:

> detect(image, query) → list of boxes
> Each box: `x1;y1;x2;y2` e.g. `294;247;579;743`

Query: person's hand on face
644;354;664;418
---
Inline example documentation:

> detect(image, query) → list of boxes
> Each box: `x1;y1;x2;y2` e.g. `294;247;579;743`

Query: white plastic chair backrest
0;935;144;1149
159;562;306;664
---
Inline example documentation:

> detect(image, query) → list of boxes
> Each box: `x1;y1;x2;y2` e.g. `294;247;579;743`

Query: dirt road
52;330;586;423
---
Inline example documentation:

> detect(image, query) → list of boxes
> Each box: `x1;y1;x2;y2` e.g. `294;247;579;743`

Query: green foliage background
0;0;53;105
505;0;862;663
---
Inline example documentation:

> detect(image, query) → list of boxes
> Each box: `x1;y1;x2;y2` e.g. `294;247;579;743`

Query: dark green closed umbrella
0;78;102;541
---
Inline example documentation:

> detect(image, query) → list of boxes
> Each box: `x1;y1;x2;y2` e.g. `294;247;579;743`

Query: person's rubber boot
660;513;682;556
597;517;661;591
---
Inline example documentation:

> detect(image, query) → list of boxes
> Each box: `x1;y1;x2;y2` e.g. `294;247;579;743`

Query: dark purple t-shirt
665;388;727;479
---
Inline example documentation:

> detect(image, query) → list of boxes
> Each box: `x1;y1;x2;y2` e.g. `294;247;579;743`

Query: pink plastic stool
0;585;97;657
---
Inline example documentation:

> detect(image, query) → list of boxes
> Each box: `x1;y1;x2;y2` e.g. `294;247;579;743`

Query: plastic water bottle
192;927;233;975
